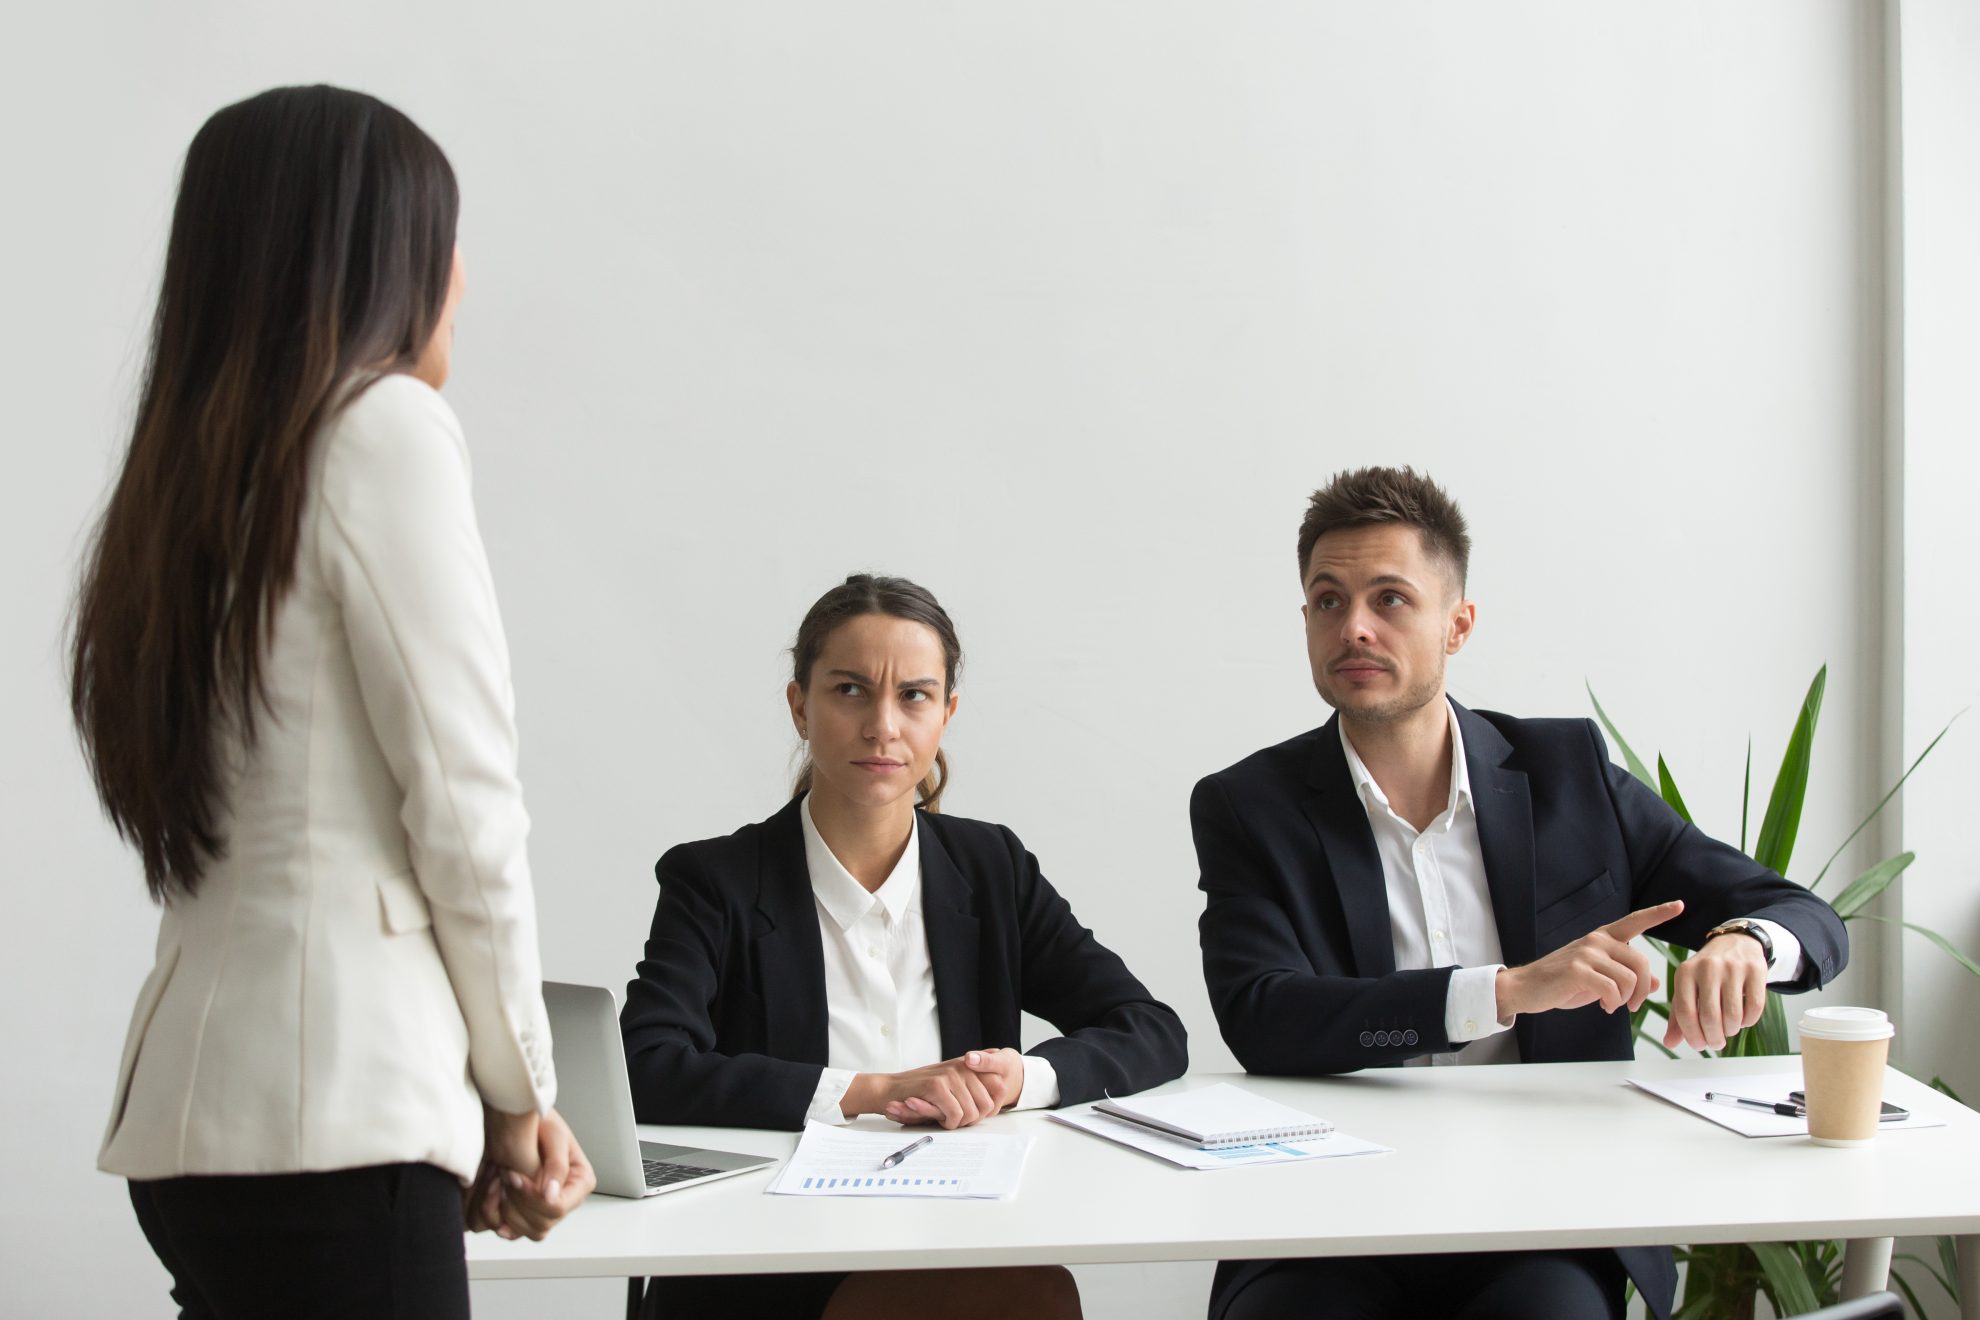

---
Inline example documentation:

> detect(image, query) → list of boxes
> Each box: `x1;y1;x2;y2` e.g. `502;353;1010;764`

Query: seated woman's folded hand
844;1049;1025;1129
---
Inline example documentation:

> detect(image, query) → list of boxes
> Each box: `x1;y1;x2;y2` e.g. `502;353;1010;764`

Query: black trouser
129;1163;469;1320
1214;1249;1627;1320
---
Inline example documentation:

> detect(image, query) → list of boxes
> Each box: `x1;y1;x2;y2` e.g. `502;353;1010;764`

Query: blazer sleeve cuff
1747;918;1806;984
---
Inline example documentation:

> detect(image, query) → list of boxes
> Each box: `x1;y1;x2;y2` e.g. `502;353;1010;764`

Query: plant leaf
1657;755;1693;824
1740;738;1752;855
1753;666;1827;876
1854;914;1980;978
1751;1241;1822;1316
1809;711;1961;893
1889;1267;1930;1319
1894;1249;1957;1299
1723;994;1790;1058
1587;683;1656;789
1831;852;1915;919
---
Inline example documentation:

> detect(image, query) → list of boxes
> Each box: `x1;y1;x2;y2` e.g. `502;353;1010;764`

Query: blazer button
1403;1030;1419;1046
1374;1030;1392;1047
1359;1031;1375;1047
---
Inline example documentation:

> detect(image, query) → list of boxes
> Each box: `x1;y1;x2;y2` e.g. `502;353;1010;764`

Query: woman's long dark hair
69;85;460;902
790;575;963;813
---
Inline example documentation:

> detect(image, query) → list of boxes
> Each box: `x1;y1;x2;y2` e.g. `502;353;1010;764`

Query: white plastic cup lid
1798;1006;1894;1041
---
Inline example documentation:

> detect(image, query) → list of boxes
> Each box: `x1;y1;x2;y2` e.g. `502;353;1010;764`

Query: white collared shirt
1341;702;1516;1065
800;796;1059;1123
1340;701;1804;1066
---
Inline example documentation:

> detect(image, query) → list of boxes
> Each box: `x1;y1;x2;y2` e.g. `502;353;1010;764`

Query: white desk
469;1058;1980;1317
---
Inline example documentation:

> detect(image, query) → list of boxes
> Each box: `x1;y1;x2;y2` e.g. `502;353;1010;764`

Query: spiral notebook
1093;1084;1335;1149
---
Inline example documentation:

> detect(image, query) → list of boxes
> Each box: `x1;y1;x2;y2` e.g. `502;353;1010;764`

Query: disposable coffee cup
1798;1007;1894;1147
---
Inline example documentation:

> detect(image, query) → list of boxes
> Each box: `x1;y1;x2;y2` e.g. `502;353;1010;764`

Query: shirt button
880;1024;892;1038
868;947;879;958
1464;1020;1479;1034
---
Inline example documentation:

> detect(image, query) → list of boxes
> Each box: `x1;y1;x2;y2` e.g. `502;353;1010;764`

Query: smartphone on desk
1787;1090;1910;1122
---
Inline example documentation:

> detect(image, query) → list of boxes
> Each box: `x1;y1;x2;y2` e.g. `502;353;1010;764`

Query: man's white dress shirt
800;796;1060;1122
1339;700;1804;1066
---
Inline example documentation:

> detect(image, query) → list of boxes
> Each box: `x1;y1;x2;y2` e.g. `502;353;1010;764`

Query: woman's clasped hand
467;1106;598;1241
846;1047;1028;1129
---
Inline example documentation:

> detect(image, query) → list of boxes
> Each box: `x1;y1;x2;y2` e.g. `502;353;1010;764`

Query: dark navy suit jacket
1194;703;1848;1320
622;796;1188;1131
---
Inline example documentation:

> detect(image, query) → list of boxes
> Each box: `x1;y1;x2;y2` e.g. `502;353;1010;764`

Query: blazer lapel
752;798;830;1066
1301;716;1396;977
917;819;984;1057
1457;703;1538;973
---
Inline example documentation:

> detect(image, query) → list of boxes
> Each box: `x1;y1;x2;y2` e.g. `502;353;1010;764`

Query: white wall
1896;0;1980;1112
0;4;1918;1317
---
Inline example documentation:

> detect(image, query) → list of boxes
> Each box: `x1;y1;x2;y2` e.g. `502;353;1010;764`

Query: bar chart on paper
800;1175;963;1190
767;1123;1031;1199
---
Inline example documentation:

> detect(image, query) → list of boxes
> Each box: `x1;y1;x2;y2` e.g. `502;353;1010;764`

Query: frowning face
787;613;959;816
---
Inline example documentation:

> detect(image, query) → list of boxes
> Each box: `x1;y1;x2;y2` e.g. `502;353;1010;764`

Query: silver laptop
542;981;775;1199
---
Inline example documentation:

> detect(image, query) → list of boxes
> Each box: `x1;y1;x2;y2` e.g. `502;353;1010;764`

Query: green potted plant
1588;666;1975;1319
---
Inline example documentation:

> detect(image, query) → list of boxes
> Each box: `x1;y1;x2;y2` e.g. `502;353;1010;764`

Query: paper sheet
766;1123;1032;1198
1626;1071;1946;1138
1050;1104;1392;1169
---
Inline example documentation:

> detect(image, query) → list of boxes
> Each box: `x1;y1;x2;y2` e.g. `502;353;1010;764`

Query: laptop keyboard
643;1159;724;1189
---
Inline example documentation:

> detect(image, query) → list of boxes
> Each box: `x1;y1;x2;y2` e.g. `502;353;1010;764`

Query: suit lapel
753;798;830;1066
1457;703;1537;973
917;818;983;1057
1301;716;1397;977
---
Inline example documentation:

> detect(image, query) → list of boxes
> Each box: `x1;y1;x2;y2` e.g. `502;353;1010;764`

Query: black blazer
1193;703;1848;1320
622;797;1188;1131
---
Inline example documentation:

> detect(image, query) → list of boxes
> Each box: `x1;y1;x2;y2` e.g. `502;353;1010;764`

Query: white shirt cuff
1746;918;1805;984
806;1066;859;1125
1447;964;1513;1041
1011;1053;1061;1111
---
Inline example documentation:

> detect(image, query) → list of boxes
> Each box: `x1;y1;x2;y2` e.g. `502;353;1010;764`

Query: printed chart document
1051;1101;1391;1171
1626;1070;1946;1138
767;1123;1031;1199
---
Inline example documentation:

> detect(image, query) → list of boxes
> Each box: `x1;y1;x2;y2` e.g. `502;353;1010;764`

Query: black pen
878;1135;933;1170
1704;1091;1802;1118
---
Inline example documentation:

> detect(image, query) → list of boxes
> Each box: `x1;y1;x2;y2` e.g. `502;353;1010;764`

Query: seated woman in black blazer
622;573;1187;1320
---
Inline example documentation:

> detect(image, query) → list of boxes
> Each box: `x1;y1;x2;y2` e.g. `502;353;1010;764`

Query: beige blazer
99;375;555;1186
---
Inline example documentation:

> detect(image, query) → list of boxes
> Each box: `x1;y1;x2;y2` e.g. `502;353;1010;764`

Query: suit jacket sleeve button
1358;1031;1375;1047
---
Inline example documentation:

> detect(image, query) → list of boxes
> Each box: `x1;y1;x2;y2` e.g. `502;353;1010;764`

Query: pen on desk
878;1135;933;1170
1704;1091;1803;1118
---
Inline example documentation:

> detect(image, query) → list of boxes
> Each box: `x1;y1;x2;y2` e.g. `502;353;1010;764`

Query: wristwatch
1704;919;1774;970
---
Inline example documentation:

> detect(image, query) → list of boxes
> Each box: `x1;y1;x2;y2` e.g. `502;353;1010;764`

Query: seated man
1193;466;1846;1320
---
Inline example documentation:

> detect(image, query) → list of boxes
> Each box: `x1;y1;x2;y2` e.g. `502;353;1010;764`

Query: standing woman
70;85;592;1318
622;573;1189;1319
